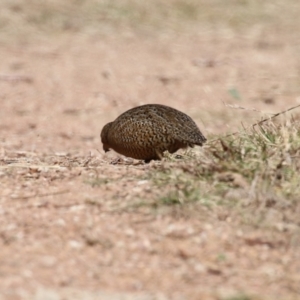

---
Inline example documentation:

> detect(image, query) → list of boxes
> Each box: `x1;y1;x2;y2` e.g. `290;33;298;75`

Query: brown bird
101;104;206;162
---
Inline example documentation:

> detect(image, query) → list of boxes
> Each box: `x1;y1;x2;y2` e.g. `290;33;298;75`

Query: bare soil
1;1;300;299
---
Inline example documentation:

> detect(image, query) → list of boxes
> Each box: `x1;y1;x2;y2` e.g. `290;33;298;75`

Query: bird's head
100;122;113;153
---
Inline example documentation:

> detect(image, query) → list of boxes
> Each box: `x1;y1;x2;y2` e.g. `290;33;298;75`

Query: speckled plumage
101;104;206;162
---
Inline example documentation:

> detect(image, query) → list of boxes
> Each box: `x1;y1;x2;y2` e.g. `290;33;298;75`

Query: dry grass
147;119;300;225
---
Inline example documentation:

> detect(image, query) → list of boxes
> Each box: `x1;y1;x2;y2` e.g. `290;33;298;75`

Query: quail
101;104;206;162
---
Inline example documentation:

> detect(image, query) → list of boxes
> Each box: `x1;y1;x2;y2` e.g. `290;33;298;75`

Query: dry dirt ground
1;1;300;299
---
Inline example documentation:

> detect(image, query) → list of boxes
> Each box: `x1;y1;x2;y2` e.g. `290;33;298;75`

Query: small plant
149;119;300;227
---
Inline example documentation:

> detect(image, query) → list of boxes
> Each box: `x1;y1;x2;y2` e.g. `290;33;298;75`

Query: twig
208;103;300;143
222;101;270;113
11;189;70;200
0;164;68;170
254;103;300;126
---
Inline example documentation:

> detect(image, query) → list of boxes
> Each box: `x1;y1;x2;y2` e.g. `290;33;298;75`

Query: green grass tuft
149;120;300;226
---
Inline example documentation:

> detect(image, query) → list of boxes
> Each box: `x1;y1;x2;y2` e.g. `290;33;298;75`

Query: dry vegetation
0;0;300;300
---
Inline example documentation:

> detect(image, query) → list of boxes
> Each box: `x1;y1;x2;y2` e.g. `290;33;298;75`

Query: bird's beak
103;145;110;153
